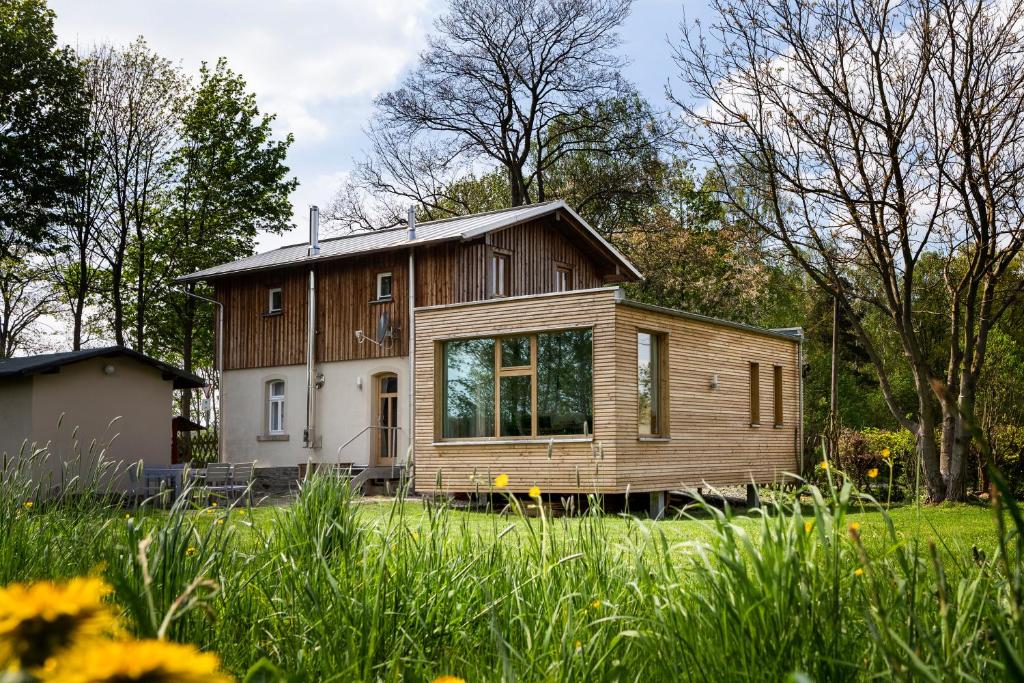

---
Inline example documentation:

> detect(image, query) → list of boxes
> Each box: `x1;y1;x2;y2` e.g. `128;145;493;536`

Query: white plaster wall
221;357;411;468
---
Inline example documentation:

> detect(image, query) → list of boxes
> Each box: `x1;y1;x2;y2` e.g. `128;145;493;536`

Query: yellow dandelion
590;599;602;610
0;578;119;669
854;568;864;577
185;547;197;557
574;639;583;651
881;447;891;460
849;522;861;533
210;502;218;508
44;639;231;683
215;518;225;526
867;468;879;479
22;501;32;510
528;486;541;498
819;461;829;471
411;531;420;542
431;677;466;683
493;473;509;488
238;509;246;516
804;521;814;534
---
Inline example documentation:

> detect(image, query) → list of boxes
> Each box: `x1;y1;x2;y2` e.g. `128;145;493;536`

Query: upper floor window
555;265;573;292
267;287;283;314
376;272;393;300
268;380;285;434
749;362;761;426
490;251;511;297
638;331;666;435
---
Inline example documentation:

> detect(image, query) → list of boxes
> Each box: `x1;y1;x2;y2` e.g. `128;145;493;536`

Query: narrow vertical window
490;251;510;297
773;365;784;426
638;331;662;435
555;266;573;292
749;362;760;425
267;287;283;314
376;272;393;300
268;380;285;434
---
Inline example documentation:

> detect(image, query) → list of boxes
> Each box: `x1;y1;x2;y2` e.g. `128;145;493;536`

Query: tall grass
1;449;1021;681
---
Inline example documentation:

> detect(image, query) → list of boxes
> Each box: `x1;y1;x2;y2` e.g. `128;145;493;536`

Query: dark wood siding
217;269;308;370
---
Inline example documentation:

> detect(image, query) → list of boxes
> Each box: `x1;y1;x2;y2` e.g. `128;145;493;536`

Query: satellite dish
376;311;391;344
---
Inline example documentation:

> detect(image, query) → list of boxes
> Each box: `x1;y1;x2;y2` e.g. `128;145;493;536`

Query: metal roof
177;200;642;283
0;346;206;389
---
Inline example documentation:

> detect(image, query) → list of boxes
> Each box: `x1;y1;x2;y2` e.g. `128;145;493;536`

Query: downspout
407;206;416;475
305;206;320;449
798;332;805;475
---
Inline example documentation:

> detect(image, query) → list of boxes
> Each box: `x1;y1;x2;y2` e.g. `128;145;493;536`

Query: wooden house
179;201;803;502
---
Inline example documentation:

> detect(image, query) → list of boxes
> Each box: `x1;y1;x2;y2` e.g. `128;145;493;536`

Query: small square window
376;272;393;300
268;288;282;314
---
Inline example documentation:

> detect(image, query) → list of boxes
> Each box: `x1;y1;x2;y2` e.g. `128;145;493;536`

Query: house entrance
373;373;399;466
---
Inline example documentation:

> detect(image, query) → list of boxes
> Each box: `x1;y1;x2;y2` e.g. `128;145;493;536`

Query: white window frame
555;265;573;292
268;287;283;314
268;380;285;435
376;272;393;300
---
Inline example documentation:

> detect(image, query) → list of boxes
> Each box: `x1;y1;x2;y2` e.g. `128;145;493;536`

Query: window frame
437;327;594;441
637;330;669;437
267;287;283;315
749;362;761;427
773;364;784;427
489;248;512;298
375;272;393;301
267;380;286;435
554;264;574;292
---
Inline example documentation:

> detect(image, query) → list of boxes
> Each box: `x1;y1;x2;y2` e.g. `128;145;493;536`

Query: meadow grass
1;456;1021;682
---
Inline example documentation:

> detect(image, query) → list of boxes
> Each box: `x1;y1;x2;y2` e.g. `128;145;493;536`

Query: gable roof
0;346;206;390
176;200;642;283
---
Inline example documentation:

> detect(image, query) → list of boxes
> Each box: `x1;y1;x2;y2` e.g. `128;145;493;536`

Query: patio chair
203;462;233;505
138;466;177;508
229;461;256;506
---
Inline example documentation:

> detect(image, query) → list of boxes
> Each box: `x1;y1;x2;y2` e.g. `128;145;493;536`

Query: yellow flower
590;599;602;610
238;509;246;516
410;531;420;542
431;677;466;683
867;468;879;479
185;547;197;557
22;501;32;510
574;639;583;651
528;486;541;498
849;522;861;533
854;568;864;577
804;521;814;534
44;639;231;683
881;447;891;460
819;461;829;471
0;578;119;669
493;473;509;488
210;502;218;508
215;518;225;526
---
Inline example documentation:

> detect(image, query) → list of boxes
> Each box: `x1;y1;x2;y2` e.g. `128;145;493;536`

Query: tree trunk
181;294;195;422
915;370;946;502
111;255;125;347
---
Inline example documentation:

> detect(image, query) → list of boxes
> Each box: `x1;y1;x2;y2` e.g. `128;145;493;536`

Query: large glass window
441;329;593;439
538;330;593;435
442;338;495;438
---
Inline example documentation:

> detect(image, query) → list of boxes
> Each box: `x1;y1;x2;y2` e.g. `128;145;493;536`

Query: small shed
0;346;205;492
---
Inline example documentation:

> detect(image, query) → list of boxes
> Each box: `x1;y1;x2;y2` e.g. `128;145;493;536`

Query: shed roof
176;200;642;283
0;347;206;390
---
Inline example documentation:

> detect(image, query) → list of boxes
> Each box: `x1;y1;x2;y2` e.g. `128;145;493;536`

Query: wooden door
373;373;399;465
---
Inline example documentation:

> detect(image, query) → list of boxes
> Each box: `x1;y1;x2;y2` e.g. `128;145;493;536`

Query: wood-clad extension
413;288;801;494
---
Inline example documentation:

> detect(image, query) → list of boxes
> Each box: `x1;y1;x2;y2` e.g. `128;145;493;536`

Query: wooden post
746;483;761;509
649;491;666;520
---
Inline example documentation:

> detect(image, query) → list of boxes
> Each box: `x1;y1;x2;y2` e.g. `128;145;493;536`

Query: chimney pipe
407;205;416;241
308;205;320;256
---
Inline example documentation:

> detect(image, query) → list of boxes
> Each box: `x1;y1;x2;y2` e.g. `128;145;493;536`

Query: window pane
501;336;530;367
380;374;397;394
378;274;392;298
537;330;593;435
500;375;532;436
638;332;658;434
270;381;284;398
443;339;495;438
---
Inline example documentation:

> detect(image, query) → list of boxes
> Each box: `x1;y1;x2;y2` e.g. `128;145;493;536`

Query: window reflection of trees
443;338;495;438
537;330;593;436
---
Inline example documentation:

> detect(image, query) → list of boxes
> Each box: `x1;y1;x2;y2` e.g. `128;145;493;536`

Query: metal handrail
335;425;402;459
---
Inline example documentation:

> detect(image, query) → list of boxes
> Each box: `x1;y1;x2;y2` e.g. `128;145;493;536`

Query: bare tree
0;246;55;358
673;0;1024;501
90;39;181;350
333;0;635;228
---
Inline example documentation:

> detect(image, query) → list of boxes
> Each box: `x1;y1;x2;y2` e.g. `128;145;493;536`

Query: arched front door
373;373;398;466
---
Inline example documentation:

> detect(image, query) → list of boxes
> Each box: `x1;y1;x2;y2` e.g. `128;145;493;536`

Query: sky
50;0;715;251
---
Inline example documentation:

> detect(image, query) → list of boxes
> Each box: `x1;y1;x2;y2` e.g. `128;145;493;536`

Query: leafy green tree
0;0;86;258
147;58;296;419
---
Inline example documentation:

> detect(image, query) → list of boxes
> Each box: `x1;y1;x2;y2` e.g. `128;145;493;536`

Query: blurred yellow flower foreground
0;578;232;682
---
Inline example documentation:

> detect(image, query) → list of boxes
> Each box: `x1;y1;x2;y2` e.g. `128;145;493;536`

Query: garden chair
229;461;256;506
203;462;233;506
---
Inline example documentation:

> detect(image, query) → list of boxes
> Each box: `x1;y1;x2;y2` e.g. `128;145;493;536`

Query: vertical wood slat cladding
413;289;801;494
216;253;408;370
415;217;606;307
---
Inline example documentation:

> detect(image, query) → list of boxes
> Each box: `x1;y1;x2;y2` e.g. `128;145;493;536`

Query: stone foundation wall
253;466;301;496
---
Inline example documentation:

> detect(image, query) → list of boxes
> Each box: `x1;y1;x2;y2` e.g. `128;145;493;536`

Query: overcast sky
50;0;711;251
